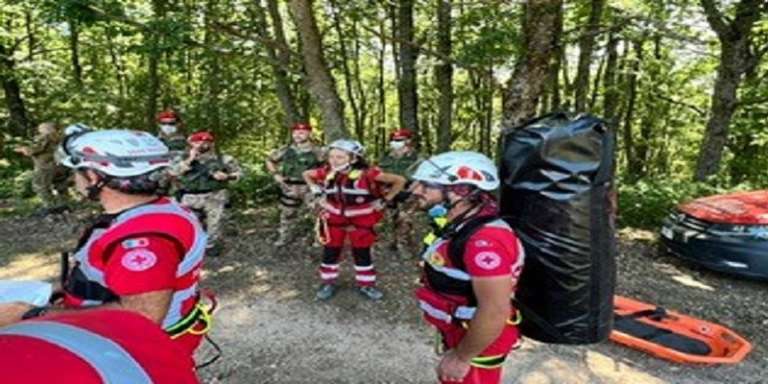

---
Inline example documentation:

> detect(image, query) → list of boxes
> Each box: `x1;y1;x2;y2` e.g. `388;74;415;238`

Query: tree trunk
694;0;766;180
25;10;35;61
0;42;31;136
588;53;605;110
546;2;563;112
622;38;643;182
105;27;127;99
602;27;620;128
502;0;562;131
203;0;221;132
254;0;300;128
435;0;453;152
397;0;420;146
573;0;605;112
69;19;83;88
329;0;363;141
377;16;387;155
288;0;349;140
145;0;166;130
352;20;369;142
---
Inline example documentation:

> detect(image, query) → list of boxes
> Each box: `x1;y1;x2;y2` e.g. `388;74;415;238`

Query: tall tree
288;0;348;140
329;0;364;140
573;0;605;112
435;0;453;151
252;0;301;128
68;19;83;87
694;0;768;180
502;0;562;130
0;42;31;136
397;0;420;146
144;0;166;130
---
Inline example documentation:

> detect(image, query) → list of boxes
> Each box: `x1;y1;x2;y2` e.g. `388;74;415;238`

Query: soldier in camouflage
170;131;242;255
14;122;70;212
156;109;187;160
377;128;422;255
266;122;325;247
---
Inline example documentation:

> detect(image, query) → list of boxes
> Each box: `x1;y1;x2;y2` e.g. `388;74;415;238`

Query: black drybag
499;112;617;344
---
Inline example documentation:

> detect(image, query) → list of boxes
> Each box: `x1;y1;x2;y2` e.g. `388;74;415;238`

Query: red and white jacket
312;166;383;217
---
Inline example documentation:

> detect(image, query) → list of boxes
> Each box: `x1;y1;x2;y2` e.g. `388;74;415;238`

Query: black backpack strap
445;215;501;270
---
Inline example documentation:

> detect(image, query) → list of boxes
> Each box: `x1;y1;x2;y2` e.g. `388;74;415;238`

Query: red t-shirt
432;220;524;281
104;235;183;296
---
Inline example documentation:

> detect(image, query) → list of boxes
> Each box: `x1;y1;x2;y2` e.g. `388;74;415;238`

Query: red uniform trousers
318;211;383;287
439;323;520;384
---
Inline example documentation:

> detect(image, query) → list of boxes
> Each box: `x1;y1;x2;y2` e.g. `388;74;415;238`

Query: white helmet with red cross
411;151;499;191
59;129;171;177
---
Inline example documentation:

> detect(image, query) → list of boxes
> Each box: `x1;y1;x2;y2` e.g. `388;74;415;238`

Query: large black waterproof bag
499;112;616;344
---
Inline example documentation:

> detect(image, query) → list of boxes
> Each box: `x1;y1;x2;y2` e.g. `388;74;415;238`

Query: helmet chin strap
85;173;110;201
442;188;484;221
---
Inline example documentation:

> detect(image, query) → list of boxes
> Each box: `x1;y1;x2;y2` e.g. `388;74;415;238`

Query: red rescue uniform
309;166;385;286
416;214;525;384
62;197;209;357
0;309;199;384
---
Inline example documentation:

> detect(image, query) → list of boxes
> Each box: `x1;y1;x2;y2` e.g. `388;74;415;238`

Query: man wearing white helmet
0;128;213;361
410;151;525;384
303;139;406;301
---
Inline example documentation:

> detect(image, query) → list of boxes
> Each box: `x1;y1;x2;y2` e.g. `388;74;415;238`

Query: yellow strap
170;302;214;339
507;309;522;325
470;354;506;369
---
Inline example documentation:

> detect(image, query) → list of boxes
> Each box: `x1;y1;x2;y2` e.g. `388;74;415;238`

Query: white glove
310;185;323;196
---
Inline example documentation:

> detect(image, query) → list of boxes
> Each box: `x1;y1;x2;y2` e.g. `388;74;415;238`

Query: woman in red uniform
303;139;406;301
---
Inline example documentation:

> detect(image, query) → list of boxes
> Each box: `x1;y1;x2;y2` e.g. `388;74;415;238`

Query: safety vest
178;155;229;193
378;151;419;177
280;145;321;180
318;168;382;217
0;310;199;384
64;199;207;331
418;216;516;326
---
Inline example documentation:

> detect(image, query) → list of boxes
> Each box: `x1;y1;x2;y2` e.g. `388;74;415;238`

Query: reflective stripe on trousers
0;321;152;384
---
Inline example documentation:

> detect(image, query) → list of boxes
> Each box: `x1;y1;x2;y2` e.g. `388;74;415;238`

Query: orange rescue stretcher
610;295;752;365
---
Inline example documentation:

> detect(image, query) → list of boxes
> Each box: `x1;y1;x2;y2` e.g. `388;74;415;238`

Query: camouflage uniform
158;133;188;160
268;143;324;246
378;150;421;254
171;151;242;247
157;133;188;196
25;131;70;207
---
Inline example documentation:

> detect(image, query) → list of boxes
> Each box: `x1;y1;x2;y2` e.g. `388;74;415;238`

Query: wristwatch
21;306;48;320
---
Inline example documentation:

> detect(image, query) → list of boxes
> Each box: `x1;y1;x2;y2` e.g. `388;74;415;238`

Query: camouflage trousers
181;189;229;246
386;200;422;253
33;164;70;207
275;183;313;245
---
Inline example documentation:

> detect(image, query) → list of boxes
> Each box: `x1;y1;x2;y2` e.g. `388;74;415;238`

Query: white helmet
59;129;171;177
328;139;365;157
411;151;500;191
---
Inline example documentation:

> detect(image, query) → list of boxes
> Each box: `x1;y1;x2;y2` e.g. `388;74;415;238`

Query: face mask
160;124;177;135
428;203;448;218
332;163;351;173
389;141;406;150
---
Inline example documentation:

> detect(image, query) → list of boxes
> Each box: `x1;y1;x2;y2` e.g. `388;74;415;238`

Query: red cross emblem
474;251;501;270
121;249;158;272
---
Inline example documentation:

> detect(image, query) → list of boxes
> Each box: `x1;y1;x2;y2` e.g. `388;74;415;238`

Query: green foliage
618;177;766;229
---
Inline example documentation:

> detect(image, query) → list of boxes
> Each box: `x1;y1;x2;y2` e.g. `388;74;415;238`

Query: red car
660;190;768;280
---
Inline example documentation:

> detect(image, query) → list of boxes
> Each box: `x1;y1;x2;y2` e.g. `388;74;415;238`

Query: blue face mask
428;204;448;218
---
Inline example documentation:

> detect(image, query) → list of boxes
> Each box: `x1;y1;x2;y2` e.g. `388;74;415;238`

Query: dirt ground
0;205;765;384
